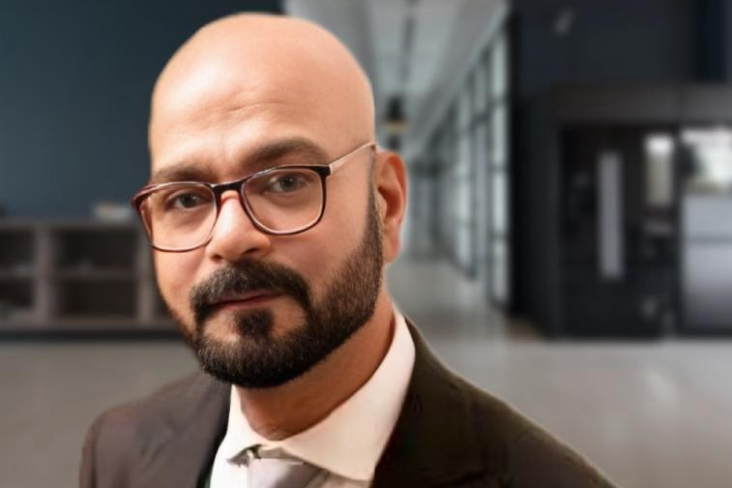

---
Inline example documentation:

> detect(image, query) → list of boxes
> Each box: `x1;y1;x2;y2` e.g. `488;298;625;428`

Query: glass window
456;175;471;223
644;133;675;208
474;65;487;114
457;132;471;177
492;170;509;235
491;32;508;100
474;123;489;232
492;104;508;166
458;85;472;132
457;223;471;268
681;127;732;193
491;240;509;303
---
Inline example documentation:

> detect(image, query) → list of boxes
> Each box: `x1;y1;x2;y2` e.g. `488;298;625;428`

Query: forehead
148;85;341;185
148;49;369;183
148;136;331;185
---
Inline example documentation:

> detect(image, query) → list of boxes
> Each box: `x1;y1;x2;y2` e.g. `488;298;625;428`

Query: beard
172;190;384;389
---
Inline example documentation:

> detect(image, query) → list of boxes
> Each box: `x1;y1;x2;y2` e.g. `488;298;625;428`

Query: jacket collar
371;319;485;487
135;372;230;488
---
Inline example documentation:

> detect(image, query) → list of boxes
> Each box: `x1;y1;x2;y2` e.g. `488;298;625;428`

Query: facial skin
147;14;407;438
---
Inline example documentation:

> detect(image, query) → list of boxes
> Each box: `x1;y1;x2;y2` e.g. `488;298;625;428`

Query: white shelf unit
0;220;175;333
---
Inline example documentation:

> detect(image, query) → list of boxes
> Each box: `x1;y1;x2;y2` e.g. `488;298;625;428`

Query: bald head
149;14;375;164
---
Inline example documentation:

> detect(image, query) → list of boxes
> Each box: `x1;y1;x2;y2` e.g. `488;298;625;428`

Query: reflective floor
2;258;732;487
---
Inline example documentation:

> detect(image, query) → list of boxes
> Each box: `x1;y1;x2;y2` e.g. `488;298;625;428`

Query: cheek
276;234;338;295
154;252;201;316
284;187;369;294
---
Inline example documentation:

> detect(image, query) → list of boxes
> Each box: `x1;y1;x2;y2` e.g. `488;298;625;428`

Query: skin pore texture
148;14;407;440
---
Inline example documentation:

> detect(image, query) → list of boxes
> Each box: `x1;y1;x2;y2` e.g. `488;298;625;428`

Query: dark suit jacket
80;323;617;488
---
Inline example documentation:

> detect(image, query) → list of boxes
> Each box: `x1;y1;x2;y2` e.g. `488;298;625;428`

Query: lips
210;291;281;309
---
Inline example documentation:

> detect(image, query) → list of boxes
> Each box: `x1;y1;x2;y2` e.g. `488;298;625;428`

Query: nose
204;191;272;262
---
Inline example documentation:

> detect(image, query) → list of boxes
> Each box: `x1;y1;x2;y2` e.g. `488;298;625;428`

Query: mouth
210;291;282;312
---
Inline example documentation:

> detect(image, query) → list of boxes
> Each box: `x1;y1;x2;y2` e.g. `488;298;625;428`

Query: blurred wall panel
0;0;282;218
512;0;700;101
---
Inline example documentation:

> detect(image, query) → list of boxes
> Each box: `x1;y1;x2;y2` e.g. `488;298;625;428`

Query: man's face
148;38;387;388
185;188;383;388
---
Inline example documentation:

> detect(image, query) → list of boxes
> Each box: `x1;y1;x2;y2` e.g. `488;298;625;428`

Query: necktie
232;444;324;488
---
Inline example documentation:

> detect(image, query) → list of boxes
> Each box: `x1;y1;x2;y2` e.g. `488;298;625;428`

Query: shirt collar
218;309;416;481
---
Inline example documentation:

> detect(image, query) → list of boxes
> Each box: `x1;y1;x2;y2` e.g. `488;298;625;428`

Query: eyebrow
148;137;330;185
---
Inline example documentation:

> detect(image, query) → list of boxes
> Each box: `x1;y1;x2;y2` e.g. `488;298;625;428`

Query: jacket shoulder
456;376;616;487
79;372;219;488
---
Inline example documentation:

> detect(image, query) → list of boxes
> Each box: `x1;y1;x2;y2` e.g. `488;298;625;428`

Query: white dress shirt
209;309;416;488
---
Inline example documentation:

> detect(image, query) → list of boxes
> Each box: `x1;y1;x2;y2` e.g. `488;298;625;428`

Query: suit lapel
135;373;230;488
372;320;485;488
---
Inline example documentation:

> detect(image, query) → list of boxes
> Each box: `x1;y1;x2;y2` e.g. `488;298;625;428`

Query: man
80;13;617;488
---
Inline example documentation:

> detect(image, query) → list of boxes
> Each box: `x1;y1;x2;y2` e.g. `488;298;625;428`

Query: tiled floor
2;258;732;487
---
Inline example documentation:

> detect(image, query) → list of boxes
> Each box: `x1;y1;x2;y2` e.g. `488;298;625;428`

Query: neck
233;291;395;440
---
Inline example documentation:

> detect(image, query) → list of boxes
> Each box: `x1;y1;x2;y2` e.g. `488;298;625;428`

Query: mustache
190;259;311;324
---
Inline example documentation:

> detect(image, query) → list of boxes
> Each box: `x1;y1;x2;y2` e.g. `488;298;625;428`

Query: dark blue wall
513;0;701;100
0;0;282;217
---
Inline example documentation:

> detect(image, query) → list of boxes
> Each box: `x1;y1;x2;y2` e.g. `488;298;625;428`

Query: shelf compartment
0;221;175;334
0;271;35;280
55;280;136;320
0;228;35;273
54;317;141;330
52;227;138;272
54;269;137;281
0;280;36;323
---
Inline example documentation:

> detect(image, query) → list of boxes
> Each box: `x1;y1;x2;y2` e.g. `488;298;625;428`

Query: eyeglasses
131;142;375;252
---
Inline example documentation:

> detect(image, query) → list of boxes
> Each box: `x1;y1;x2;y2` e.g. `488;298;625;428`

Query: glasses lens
244;168;324;233
140;183;216;250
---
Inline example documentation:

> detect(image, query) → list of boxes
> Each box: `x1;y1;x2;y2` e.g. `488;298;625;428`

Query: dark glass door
560;126;678;338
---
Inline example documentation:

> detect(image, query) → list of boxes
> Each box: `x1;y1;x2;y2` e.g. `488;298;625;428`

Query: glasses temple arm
328;143;376;173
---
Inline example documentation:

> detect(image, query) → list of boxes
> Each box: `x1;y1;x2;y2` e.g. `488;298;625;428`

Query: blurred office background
2;0;732;486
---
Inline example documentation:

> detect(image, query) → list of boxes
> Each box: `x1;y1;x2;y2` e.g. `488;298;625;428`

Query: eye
264;171;314;194
162;187;212;210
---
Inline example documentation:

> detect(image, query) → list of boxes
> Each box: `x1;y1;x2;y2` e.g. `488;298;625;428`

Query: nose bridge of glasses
210;178;257;224
211;178;246;198
205;185;273;257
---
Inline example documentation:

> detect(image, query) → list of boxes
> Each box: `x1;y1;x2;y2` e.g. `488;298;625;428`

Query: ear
374;148;408;263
